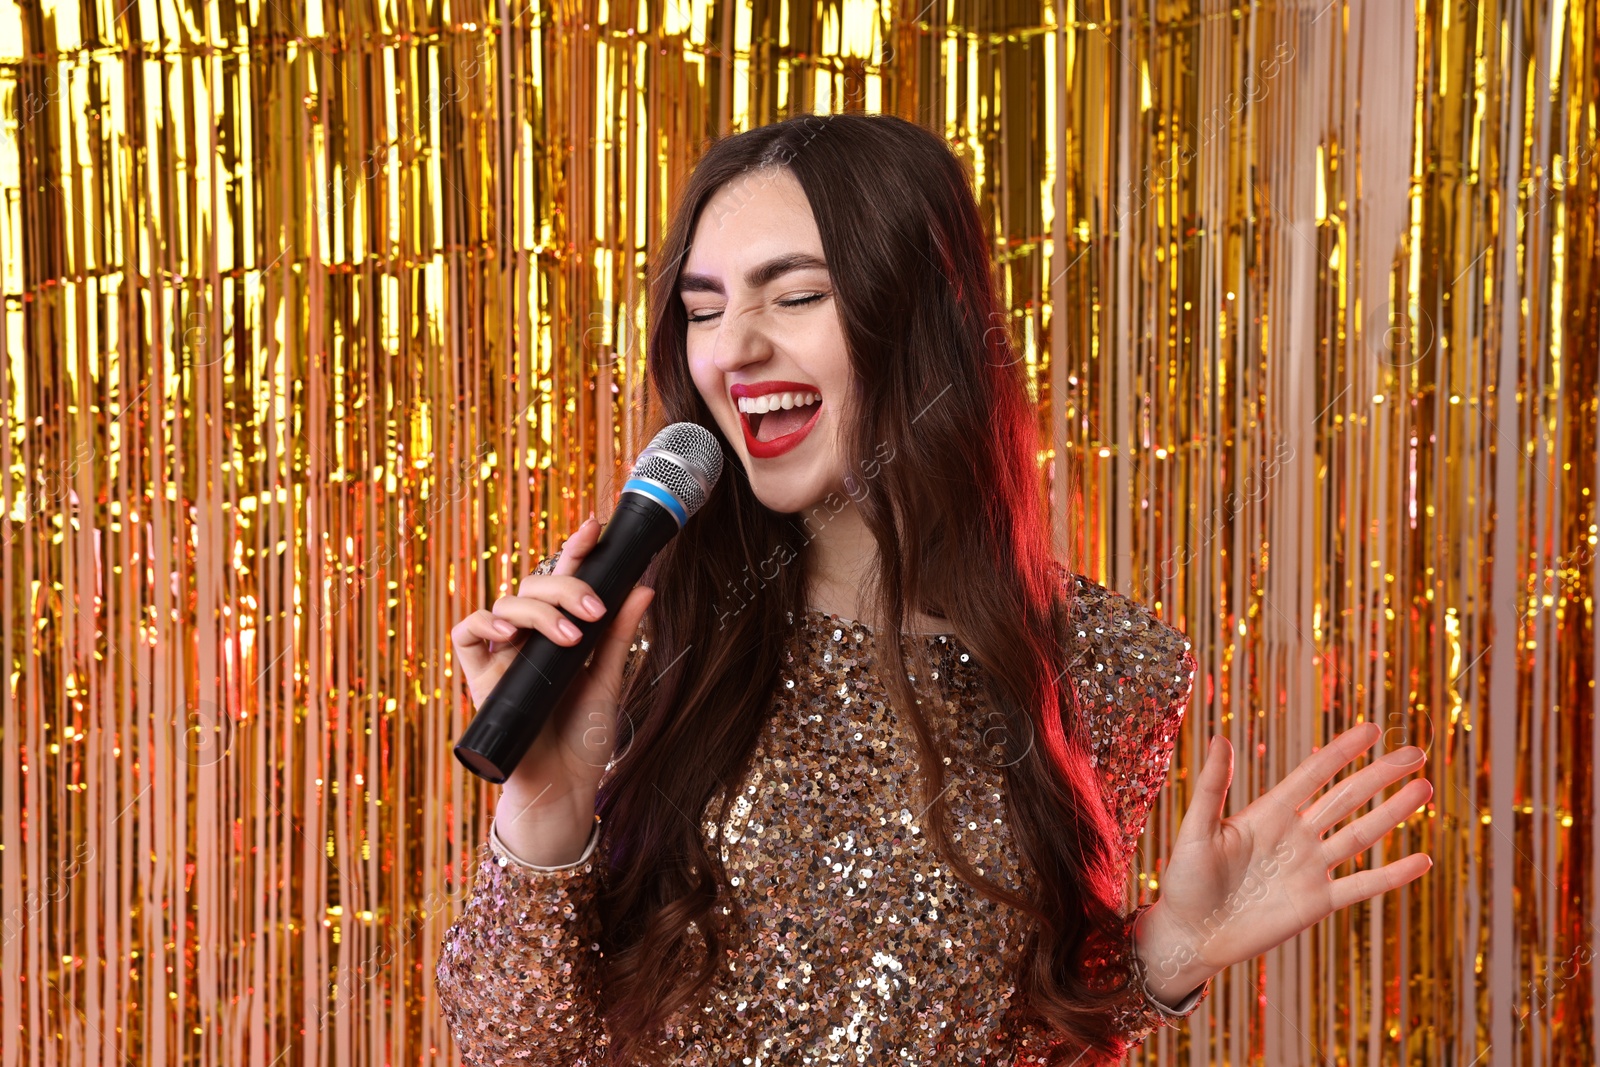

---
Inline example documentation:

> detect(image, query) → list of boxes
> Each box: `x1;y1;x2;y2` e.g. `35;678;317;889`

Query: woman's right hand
450;514;654;861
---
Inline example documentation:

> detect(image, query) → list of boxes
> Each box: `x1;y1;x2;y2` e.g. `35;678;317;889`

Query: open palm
1142;722;1433;981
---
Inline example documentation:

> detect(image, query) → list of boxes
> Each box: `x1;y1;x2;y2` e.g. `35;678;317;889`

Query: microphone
453;422;724;784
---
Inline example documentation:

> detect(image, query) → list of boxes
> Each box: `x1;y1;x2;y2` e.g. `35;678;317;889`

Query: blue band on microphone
622;478;688;527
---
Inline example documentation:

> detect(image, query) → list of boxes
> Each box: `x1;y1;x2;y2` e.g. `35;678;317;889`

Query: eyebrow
676;252;829;296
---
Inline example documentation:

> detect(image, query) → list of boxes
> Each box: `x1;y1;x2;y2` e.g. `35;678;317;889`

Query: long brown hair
596;113;1137;1064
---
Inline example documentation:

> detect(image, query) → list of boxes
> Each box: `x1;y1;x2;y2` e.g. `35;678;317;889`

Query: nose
709;298;773;377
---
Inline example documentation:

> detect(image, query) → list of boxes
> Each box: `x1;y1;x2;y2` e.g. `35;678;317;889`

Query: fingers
491;590;596;646
496;569;609;648
486;516;606;645
451;610;516;675
511;573;610;623
552;514;602;577
1265;721;1382;812
1321;776;1433;868
1325;850;1434;912
1301;744;1426;833
1179;735;1234;842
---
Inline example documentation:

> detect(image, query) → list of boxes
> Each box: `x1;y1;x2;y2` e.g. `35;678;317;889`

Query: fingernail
581;595;605;619
493;620;517;637
558;619;582;641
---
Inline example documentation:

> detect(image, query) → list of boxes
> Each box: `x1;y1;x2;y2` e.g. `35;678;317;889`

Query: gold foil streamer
0;1;1594;1063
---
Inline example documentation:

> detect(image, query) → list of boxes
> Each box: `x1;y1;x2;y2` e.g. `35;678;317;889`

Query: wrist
494;789;598;867
1132;900;1219;1009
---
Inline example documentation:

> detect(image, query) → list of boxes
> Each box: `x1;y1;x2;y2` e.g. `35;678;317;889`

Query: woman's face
681;165;853;515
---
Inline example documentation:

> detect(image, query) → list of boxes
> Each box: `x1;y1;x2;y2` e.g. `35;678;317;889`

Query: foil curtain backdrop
0;0;1595;1064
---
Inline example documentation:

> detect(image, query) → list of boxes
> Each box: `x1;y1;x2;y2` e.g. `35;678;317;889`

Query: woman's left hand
1134;721;1433;1001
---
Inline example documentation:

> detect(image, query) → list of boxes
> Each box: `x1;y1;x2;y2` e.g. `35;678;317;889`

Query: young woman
437;113;1432;1066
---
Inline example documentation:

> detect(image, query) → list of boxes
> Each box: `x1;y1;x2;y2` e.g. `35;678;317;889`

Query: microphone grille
629;422;724;517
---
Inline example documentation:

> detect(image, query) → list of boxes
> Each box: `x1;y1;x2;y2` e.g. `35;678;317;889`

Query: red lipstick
730;380;824;459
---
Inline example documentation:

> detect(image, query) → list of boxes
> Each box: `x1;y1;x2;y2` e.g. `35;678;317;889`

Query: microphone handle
453;492;680;783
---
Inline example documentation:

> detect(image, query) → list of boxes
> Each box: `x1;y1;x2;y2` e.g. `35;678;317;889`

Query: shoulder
1053;562;1197;715
1050;562;1198;863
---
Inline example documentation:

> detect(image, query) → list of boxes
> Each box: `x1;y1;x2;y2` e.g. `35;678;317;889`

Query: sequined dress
437;560;1213;1064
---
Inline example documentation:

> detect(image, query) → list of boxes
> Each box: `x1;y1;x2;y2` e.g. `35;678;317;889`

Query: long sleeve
1060;572;1198;868
436;548;650;1065
984;575;1214;1065
435;834;610;1065
1061;570;1214;1049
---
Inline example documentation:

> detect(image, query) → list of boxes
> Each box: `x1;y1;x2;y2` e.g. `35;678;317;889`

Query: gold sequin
437;563;1212;1064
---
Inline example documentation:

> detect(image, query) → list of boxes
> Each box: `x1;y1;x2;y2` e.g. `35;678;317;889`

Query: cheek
688;364;738;438
686;355;718;409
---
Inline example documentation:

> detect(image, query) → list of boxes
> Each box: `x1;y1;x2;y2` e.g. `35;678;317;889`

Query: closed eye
686;292;828;324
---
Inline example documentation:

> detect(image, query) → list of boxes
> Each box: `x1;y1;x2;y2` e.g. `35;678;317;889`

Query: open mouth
738;390;823;443
739;390;825;444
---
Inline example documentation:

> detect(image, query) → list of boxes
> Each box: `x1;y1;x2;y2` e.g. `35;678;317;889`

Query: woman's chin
746;474;847;518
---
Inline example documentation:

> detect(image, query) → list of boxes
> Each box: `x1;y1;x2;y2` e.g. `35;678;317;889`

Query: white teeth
736;391;821;414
